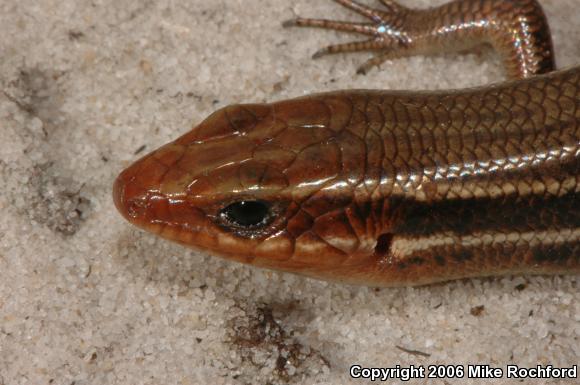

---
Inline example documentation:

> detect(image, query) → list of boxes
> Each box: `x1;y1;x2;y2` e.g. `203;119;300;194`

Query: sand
1;0;579;384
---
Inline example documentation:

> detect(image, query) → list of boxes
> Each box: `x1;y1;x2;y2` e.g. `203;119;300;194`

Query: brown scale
284;0;554;78
113;0;580;286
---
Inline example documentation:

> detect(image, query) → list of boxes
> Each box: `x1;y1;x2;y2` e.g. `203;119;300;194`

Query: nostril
374;233;394;257
126;198;148;219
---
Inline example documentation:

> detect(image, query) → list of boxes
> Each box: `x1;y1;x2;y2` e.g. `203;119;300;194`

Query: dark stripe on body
390;191;580;236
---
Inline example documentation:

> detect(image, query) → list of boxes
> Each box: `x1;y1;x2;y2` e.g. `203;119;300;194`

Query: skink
113;0;580;286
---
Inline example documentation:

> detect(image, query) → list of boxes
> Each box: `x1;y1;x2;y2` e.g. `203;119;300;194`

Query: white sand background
1;0;579;384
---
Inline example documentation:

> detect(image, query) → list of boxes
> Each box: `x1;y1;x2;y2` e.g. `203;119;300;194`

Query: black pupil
221;201;270;227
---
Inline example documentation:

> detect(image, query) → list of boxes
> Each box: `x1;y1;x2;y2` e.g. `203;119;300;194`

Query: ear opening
374;233;394;257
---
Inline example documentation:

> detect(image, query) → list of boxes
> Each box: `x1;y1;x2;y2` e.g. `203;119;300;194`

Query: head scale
113;93;380;282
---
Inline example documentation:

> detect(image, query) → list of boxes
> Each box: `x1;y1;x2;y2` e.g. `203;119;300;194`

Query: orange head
113;93;382;282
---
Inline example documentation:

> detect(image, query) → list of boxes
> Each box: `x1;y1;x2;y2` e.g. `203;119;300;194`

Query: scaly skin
284;0;554;77
113;0;579;286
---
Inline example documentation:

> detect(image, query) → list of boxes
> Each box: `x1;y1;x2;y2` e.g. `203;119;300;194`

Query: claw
282;19;298;28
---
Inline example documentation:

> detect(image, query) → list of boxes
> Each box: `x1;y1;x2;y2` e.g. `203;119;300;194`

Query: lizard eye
219;200;272;228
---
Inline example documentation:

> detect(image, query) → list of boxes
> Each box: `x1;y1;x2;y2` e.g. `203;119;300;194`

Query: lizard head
113;94;380;281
